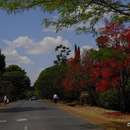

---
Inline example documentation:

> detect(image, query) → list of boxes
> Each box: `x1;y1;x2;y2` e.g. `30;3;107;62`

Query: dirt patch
0;103;5;107
58;103;130;130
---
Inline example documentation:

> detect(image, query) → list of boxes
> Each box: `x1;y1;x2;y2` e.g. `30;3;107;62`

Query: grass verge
58;103;130;130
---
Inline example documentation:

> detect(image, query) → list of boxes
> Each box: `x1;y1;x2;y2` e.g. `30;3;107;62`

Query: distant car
30;96;37;101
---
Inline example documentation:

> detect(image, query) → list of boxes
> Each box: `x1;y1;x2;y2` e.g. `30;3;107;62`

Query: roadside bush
126;85;130;112
98;88;120;110
63;91;80;102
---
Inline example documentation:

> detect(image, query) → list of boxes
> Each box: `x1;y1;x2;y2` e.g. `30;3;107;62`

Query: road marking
16;118;28;122
0;120;7;123
24;125;28;130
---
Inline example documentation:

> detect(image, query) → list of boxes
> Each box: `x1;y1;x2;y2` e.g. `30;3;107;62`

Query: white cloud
2;49;32;65
4;36;70;55
2;36;71;65
81;45;98;53
28;36;70;54
43;25;57;32
3;36;33;49
2;36;33;65
81;45;95;50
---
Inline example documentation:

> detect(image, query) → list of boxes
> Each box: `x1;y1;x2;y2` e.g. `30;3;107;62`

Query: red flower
96;80;109;92
96;36;109;48
101;68;112;79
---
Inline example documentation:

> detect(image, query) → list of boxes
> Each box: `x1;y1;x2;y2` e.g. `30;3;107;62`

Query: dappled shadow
0;106;53;113
79;123;101;129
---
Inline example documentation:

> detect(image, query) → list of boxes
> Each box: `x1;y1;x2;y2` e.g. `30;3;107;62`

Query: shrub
98;88;120;110
126;85;130;112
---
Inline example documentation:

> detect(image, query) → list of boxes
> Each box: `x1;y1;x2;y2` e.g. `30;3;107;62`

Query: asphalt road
0;100;102;130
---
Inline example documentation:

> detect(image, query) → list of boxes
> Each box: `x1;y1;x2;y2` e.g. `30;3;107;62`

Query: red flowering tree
80;49;98;105
62;22;130;110
93;22;130;112
63;45;86;100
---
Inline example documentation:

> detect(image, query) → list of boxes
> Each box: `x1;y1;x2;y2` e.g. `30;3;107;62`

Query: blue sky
0;8;97;84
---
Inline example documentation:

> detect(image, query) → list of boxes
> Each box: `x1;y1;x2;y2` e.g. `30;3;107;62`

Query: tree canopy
5;65;26;74
0;0;130;32
34;64;67;99
2;65;31;100
0;50;5;74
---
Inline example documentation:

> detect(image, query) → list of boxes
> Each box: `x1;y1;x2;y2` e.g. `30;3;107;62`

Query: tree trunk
88;86;99;106
119;86;126;112
119;69;127;112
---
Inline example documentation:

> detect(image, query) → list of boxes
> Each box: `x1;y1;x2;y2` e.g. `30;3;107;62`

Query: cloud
28;36;70;54
43;25;57;32
2;36;33;65
3;36;33;49
81;45;97;50
81;45;99;53
2;49;32;65
2;36;71;65
4;36;70;55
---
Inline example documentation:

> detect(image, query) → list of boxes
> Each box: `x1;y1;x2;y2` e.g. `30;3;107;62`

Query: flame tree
90;22;130;112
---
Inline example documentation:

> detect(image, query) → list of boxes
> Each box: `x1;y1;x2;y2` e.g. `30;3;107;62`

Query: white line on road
24;125;28;130
0;120;7;123
16;118;28;122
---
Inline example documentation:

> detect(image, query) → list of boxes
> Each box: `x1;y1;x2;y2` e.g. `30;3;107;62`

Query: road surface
0;100;102;130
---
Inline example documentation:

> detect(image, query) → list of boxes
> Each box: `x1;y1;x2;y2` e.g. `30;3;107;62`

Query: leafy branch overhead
0;0;130;32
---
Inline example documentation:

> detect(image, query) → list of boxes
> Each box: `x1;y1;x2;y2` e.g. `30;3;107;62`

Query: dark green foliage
98;88;120;110
98;86;130;112
125;80;130;112
90;48;126;61
6;65;26;74
24;86;35;99
0;51;5;74
0;80;14;101
34;64;67;99
63;91;80;102
0;52;31;101
126;91;130;112
3;65;31;100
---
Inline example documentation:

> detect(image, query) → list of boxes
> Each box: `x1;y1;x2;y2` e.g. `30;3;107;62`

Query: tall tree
62;45;86;101
3;65;31;100
34;64;67;99
0;49;5;74
90;22;130;112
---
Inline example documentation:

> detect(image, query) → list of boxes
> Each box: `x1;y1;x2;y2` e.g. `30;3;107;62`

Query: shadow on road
79;124;100;130
0;106;52;113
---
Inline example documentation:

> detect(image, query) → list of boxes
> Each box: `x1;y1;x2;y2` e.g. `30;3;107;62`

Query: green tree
0;50;6;101
6;65;26;74
0;49;5;74
0;80;14;101
0;0;130;32
34;64;67;99
3;65;31;100
25;87;35;99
